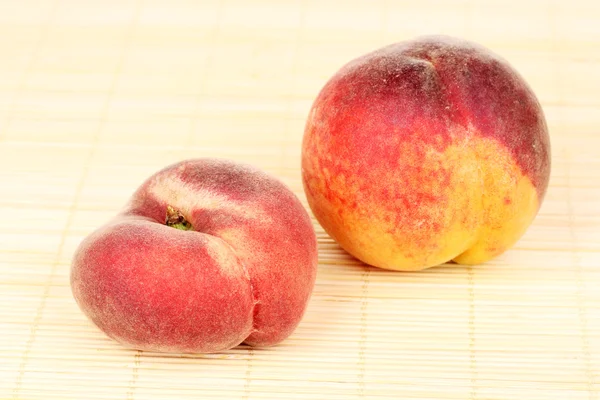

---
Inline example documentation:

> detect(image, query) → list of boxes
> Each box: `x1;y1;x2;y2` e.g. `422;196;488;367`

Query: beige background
1;0;599;399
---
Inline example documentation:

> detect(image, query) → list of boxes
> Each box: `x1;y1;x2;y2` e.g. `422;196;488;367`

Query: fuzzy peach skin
71;159;318;353
301;35;551;271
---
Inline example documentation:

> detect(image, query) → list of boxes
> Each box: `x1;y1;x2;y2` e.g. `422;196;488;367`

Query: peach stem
165;205;193;231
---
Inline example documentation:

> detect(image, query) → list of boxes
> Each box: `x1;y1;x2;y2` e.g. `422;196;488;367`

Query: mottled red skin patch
307;35;549;199
305;55;448;249
71;159;318;353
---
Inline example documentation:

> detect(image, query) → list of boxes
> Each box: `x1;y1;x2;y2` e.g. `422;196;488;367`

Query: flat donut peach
71;158;318;353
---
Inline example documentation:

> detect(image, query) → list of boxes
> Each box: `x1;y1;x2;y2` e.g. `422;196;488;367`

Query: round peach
301;35;550;271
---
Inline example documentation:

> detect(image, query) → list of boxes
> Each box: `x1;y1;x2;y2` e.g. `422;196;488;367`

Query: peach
71;159;318;353
301;35;551;271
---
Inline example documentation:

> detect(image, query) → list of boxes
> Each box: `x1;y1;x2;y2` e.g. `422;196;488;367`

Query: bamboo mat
1;0;599;399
